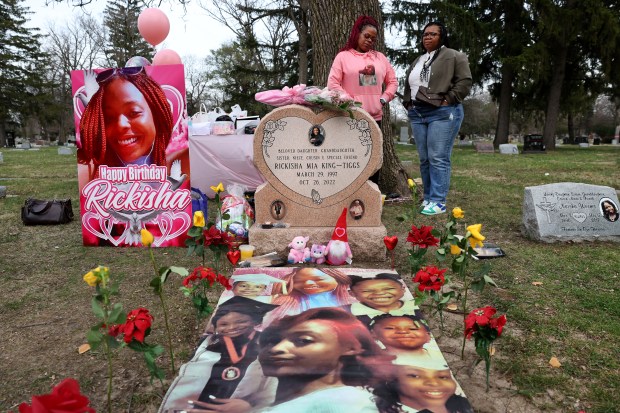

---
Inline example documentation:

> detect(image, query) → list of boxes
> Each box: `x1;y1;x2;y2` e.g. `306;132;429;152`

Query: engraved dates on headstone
255;105;382;208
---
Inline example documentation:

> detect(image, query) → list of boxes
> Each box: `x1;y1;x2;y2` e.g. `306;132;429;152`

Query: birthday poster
70;64;191;247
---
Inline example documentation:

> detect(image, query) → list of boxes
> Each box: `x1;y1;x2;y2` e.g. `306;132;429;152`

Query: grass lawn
0;144;618;412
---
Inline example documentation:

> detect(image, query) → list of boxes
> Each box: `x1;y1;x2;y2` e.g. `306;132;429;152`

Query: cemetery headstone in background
523;134;545;153
522;182;620;242
474;141;494;153
251;105;386;261
499;144;519;154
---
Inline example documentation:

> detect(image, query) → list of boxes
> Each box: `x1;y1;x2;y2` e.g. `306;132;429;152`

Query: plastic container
212;121;235;135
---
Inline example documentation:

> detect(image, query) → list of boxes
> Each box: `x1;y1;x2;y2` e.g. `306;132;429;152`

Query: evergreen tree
0;0;47;147
103;0;153;68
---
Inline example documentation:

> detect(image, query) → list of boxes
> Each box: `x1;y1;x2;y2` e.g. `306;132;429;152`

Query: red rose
413;266;446;292
204;226;233;248
120;308;153;344
406;225;439;248
18;378;95;413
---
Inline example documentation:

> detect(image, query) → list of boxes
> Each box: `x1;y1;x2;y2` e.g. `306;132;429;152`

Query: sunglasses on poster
96;66;145;84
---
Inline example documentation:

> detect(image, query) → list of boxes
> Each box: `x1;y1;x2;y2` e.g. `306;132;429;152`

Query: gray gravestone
523;182;620;242
0;152;3;163
21;142;31;149
399;126;409;143
58;147;73;155
499;144;519;154
474;142;495;153
0;186;6;198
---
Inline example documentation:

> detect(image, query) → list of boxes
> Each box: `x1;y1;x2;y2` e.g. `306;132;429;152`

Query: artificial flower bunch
254;84;362;118
83;266;164;412
465;306;507;391
186;182;234;275
303;87;362;118
413;265;454;330
180;266;233;320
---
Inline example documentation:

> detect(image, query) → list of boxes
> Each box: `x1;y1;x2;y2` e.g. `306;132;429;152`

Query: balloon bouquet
132;8;182;66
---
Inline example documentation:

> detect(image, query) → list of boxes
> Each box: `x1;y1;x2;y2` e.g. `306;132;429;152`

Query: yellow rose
83;271;99;287
452;207;465;219
407;178;415;189
210;182;225;193
466;224;485;248
450;244;462;255
141;229;154;247
193;211;206;227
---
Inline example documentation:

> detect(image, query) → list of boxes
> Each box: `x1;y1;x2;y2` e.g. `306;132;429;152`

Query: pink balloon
138;8;170;46
152;49;182;66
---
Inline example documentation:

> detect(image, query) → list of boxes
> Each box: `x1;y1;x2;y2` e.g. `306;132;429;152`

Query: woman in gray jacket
402;21;472;215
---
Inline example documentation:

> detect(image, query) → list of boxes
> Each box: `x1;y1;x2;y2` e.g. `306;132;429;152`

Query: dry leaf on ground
78;343;91;354
532;281;543;286
549;356;561;368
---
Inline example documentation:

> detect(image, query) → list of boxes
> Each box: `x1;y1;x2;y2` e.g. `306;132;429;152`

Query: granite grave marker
251;104;387;261
522;182;620;242
474;141;494;153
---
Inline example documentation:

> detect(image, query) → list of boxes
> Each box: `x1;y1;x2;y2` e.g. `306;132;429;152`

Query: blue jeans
408;104;464;204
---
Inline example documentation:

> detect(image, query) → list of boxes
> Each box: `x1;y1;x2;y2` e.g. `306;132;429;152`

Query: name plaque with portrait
523;182;620;242
71;64;191;247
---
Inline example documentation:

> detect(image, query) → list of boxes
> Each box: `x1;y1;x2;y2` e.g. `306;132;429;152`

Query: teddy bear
309;244;327;265
287;236;311;264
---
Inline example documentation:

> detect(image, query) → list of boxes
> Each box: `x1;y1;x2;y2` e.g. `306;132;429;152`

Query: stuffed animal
288;236;311;264
310;244;327;265
325;208;353;266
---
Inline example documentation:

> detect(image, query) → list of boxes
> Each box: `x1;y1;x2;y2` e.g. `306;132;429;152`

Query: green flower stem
149;249;176;373
460;253;470;360
104;335;113;413
157;289;175;372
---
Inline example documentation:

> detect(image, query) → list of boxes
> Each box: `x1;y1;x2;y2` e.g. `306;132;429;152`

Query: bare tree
184;54;223;115
43;14;106;142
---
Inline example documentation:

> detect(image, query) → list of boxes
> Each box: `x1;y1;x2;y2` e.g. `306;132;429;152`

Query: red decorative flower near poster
70;64;191;247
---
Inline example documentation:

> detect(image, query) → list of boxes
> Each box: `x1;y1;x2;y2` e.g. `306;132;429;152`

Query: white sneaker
421;202;447;215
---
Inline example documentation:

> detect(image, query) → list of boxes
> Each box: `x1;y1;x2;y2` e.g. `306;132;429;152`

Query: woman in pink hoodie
328;15;397;126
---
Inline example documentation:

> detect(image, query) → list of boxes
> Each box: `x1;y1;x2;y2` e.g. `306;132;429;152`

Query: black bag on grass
21;198;74;225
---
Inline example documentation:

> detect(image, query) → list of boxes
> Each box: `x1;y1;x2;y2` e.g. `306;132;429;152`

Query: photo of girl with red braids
76;66;189;183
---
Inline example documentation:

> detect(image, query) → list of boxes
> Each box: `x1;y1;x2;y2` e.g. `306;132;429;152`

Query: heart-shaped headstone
571;212;587;223
254;105;381;207
383;236;398;251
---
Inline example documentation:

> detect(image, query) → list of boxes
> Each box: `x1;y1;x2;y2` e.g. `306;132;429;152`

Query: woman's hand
183;398;252;412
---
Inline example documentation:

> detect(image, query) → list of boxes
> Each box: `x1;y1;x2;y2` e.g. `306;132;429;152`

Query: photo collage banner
70;64;191;247
159;268;473;413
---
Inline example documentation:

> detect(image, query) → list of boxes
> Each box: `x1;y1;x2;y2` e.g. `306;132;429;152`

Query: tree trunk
308;0;408;195
291;0;310;84
567;112;575;143
494;63;514;148
542;44;568;151
0;121;6;148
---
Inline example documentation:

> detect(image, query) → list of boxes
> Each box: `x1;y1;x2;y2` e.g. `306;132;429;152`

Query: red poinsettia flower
18;378;95;413
203;225;233;248
217;273;233;290
182;272;199;287
414;266;447;292
406;225;439;248
464;306;497;338
120;308;153;344
107;324;122;338
489;314;507;337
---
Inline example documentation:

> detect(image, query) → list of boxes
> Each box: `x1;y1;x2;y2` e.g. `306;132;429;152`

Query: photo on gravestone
158;268;473;413
308;125;325;147
349;199;365;220
270;200;286;221
600;198;619;222
522;182;620;242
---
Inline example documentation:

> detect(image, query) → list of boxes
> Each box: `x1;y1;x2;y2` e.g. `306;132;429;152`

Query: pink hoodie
327;49;397;121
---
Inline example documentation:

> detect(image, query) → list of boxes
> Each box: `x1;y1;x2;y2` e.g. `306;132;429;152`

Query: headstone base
249;224;387;262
